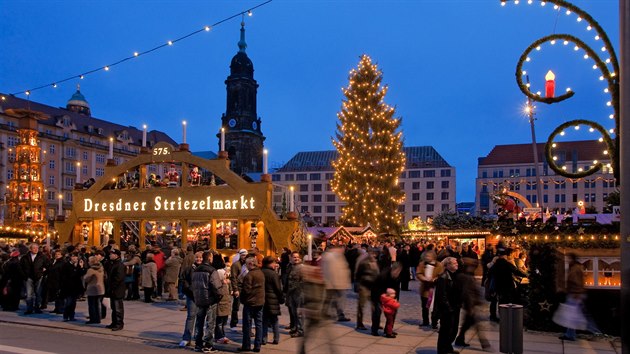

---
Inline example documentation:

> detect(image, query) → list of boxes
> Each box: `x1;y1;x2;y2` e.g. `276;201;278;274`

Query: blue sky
0;0;619;201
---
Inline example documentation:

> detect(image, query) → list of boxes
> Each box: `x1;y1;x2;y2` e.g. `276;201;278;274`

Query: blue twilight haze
0;0;618;201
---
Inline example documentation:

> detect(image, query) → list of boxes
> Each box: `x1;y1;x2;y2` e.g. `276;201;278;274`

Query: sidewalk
0;287;620;354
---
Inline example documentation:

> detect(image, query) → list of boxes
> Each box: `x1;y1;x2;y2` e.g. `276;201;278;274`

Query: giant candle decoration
263;149;268;174
76;162;81;184
182;121;187;144
289;186;295;212
142;124;147;147
58;194;63;215
221;128;225;151
109;137;114;159
545;70;556;98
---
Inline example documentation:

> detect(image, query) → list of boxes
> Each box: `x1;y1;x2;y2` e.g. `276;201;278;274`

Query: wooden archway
55;143;297;253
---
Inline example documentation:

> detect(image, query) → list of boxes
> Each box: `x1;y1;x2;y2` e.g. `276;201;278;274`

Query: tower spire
238;21;247;53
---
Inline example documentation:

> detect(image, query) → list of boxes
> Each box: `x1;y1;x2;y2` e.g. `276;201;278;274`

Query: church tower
220;21;265;175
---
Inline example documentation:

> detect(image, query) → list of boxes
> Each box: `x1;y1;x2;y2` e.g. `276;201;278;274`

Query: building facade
0;89;176;222
219;22;265;175
271;146;456;227
475;140;616;215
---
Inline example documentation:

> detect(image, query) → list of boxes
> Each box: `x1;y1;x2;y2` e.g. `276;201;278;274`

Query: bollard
499;303;524;354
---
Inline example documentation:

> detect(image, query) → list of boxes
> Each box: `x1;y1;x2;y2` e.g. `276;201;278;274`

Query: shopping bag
552;302;587;330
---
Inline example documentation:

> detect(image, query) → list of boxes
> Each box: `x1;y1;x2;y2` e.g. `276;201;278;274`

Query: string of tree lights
330;55;406;234
500;0;619;182
1;0;272;99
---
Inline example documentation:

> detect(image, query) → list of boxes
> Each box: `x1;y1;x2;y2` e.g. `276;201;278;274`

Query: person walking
141;253;158;303
417;250;444;328
214;267;232;345
20;243;48;315
435;257;462;354
106;249;126;331
454;258;491;351
192;251;222;353
321;245;351;322
284;251;304;338
261;256;283;345
238;256;265;352
180;251;203;348
84;256;105;324
354;246;378;330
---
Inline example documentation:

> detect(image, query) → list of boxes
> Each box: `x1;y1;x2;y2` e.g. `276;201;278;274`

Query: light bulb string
8;0;272;97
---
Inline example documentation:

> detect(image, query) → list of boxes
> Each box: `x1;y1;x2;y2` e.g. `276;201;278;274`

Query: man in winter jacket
284;251;304;337
191;251;223;353
239;256;265;352
229;249;248;328
106;249;126;331
20;243;48;314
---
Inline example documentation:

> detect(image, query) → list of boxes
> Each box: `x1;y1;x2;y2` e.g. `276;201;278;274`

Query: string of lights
4;0;272;98
500;0;619;183
479;175;617;188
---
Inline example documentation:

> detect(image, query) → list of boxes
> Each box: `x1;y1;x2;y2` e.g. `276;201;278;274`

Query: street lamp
524;76;544;212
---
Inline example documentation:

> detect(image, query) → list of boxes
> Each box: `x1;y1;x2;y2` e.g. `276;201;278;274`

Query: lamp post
525;76;544;212
619;1;629;352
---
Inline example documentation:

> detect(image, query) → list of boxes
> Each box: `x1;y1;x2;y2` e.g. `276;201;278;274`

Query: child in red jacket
380;288;401;338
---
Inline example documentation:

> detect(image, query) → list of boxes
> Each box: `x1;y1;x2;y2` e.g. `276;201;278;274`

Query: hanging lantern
545;70;556;98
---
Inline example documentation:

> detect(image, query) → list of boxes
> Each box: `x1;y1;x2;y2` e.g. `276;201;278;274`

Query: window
65;177;74;188
573;194;578;203
426;181;434;189
296;174;307;181
309;173;321;180
412;205;421;212
398;205;405;213
284;174;294;181
585;194;590;202
96;168;105;177
83;151;88;160
400;172;407;178
412;193;420;201
65;147;76;158
409;171;421;178
8;136;20;147
426;204;434;212
325;173;334;180
543;195;548;203
313;184;322;192
65;162;76;173
272;175;280;182
313;206;322;213
49;160;55;169
412;182;421;190
423;170;435;178
65;192;73;202
426;192;434;200
326;205;336;213
441;192;449;200
573;182;578;189
82;164;88;175
326;184;332;191
326;194;335;202
591;193;596;202
440;169;451;177
313;195;322;202
441;181;449;189
47;191;55;201
482;171;488;178
49;144;56;154
299;195;308;203
442;204;450;211
96;153;106;164
7;169;13;180
509;169;520;177
49;175;55;185
299;184;308;192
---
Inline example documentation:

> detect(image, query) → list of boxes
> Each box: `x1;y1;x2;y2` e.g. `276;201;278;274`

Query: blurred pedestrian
416;250;443;328
321;245;351;322
454;258;491;351
261;256;283;345
163;249;183;301
435;257;462;354
1;251;23;311
354;246;377;330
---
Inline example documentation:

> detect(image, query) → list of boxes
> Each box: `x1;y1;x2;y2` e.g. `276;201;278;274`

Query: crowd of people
0;237;542;354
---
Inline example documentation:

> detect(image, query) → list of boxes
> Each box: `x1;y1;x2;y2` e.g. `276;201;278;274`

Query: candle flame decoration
545;70;555;98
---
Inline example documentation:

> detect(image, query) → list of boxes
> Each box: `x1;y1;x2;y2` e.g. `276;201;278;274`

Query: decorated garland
501;0;619;183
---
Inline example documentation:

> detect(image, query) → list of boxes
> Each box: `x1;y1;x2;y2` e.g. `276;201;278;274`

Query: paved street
0;284;621;354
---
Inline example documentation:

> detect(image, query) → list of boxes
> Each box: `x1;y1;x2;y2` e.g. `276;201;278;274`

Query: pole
526;76;544;212
619;1;629;353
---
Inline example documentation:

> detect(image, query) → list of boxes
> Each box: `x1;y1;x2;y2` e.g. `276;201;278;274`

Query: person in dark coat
398;245;412;291
409;243;422;281
191;251;222;353
46;250;65;314
1;251;23;311
489;248;528;305
262;256;284;345
60;253;86;321
106;249;126;331
239;256;266;352
19;243;49;314
435;257;462;354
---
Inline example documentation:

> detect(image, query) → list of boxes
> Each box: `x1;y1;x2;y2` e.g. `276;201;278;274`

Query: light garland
500;0;619;183
3;1;271;98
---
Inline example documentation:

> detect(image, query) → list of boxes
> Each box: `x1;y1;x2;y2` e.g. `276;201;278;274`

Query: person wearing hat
106;249;126;331
1;250;23;311
229;249;248;328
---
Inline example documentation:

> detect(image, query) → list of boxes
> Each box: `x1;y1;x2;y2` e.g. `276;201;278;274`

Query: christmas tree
331;55;406;233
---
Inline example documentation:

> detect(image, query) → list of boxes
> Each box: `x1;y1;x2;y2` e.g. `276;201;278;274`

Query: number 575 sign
151;142;174;162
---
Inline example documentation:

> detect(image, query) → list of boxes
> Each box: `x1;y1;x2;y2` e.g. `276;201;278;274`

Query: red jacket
380;294;400;315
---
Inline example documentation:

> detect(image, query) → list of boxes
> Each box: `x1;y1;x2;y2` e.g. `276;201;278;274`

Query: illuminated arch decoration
55;142;298;252
500;0;619;181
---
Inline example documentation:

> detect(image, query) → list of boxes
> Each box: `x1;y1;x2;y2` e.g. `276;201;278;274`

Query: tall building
219;22;265;175
0;89;176;221
271;147;456;227
475;140;616;215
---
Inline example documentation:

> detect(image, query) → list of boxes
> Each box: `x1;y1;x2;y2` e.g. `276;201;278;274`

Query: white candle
289;186;294;212
220;128;225;151
109;137;114;159
263;149;268;174
307;234;312;260
182;121;187;144
76;162;81;184
58;194;63;216
142;124;147;147
46;234;50;249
